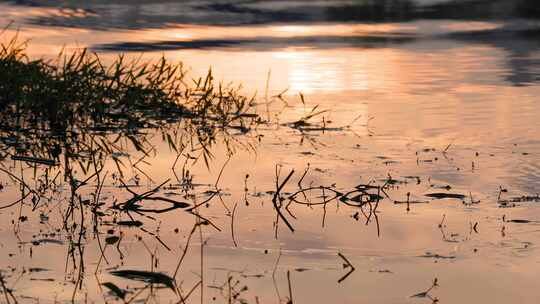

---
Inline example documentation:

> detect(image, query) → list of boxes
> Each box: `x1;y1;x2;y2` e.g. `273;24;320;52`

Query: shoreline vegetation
0;34;260;131
0;33;260;158
0;31;276;184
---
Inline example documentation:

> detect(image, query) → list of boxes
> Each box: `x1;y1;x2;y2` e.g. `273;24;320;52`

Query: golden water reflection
1;9;540;303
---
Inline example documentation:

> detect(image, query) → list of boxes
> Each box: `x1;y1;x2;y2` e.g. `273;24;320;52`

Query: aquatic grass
0;34;261;170
0;36;258;133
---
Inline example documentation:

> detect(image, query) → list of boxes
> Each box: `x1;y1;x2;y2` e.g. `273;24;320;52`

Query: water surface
1;1;540;303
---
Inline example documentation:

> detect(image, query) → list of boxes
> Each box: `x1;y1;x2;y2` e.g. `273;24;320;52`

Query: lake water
1;1;540;303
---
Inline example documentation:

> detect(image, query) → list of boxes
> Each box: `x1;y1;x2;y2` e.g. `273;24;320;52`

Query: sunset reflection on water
1;1;540;303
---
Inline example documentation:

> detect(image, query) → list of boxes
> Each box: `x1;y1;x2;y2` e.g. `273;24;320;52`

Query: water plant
0;33;260;165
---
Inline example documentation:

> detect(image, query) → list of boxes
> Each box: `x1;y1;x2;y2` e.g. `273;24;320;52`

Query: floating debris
28;268;49;273
11;155;57;166
418;252;456;259
105;236;120;245
29;278;55;282
430;184;452;191
110;270;175;291
369;269;393;274
425;193;466;200
102;282;126;299
30;239;64;246
506;219;538;224
294;268;310;272
499;195;540;204
116;220;143;227
411;278;438;300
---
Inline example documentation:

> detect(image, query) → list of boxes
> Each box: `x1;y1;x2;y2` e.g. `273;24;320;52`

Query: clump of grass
0;35;257;133
0;34;260;164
